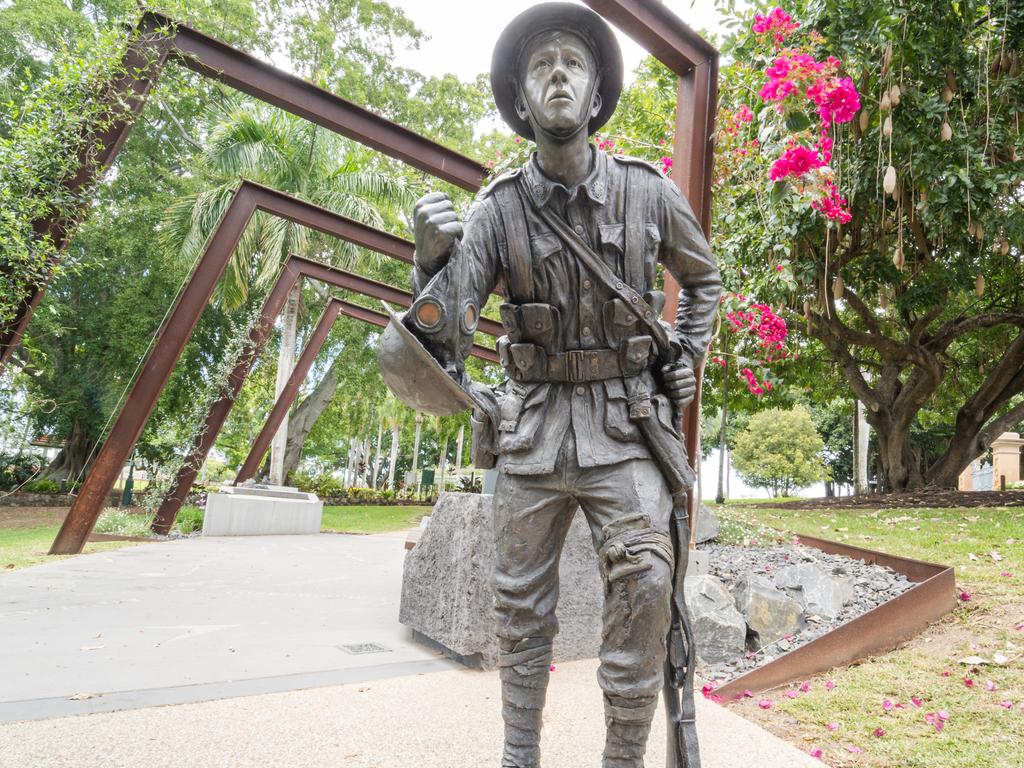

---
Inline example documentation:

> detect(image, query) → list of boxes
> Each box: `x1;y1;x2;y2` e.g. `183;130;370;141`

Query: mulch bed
768;489;1024;510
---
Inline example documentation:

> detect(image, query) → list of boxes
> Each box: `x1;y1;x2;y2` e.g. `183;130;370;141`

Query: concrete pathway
0;533;827;766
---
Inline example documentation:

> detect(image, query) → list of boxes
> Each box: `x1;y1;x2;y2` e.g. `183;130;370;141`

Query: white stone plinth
202;485;323;536
992;432;1024;490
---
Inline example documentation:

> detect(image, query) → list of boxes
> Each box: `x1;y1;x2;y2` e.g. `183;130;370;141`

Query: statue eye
568;58;582;69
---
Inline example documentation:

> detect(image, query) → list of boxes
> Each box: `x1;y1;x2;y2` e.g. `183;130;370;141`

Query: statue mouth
548;91;573;104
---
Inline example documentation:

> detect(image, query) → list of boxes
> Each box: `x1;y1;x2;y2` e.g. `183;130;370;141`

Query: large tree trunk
387;425;400;489
278;353;342;481
43;419;94;483
270;282;301;485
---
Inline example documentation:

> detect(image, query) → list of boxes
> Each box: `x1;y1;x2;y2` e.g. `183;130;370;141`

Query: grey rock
684;575;746;664
772;563;855;620
732;574;805;649
399;492;603;668
695;504;721;544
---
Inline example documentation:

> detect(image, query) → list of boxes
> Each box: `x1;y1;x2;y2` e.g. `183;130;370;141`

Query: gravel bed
695;542;915;683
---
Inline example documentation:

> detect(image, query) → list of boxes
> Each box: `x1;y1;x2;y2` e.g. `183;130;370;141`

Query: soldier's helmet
490;2;624;141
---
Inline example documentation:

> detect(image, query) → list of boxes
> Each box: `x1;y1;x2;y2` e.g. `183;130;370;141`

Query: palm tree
162;101;415;481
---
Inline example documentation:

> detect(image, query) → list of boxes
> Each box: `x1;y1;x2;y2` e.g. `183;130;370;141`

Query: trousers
491;430;674;767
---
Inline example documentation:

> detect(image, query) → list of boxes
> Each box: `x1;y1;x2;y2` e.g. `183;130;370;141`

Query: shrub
0;453;46;491
173;505;204;535
21;478;61;494
93;508;154;538
732;405;829;497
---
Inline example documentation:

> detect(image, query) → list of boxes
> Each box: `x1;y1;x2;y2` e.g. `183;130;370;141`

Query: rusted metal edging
714;535;957;701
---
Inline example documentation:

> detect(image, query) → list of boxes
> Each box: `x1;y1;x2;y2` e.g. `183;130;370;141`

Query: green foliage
732;404;829;496
0;452;45;490
20;478;60;494
93;508;154;537
172;504;204;534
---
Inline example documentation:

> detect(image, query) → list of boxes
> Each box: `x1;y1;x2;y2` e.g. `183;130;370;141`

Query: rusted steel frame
0;31;174;369
150;259;303;535
234;299;344;484
48;183;260;554
149;186;504;534
715;535;957;700
581;0;717;76
233;293;499;486
143;12;486;192
0;13;487;374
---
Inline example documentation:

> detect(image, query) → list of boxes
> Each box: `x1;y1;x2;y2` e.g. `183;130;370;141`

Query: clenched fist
413;192;463;276
661;362;696;412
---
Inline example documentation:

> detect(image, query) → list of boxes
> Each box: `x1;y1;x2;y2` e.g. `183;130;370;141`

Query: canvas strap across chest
493;164;647;304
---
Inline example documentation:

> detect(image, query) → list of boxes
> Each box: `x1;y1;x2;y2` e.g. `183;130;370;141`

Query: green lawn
321;504;428;534
1;504;430;571
0;524;141;571
719;503;1024;768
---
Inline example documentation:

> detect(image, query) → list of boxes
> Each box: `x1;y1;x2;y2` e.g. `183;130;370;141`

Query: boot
602;693;658;768
498;638;553;768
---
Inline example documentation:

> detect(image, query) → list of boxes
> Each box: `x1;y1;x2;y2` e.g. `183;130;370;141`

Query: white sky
387;0;733;85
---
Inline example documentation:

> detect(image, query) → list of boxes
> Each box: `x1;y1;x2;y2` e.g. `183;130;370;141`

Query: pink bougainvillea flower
752;7;801;43
809;748;824;759
769;144;826;181
985;680;999;691
1000;701;1014;709
911;696;924;708
960;591;972;602
873;727;886;738
810;77;861;124
736;103;755;123
758;699;773;709
826;722;840;732
825;680;836;691
882;698;895;711
800;681;812;693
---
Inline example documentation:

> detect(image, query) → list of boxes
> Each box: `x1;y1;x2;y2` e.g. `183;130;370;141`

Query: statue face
515;30;601;138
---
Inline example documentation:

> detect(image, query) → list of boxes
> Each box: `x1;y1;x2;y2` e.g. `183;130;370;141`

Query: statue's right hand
413;192;463;276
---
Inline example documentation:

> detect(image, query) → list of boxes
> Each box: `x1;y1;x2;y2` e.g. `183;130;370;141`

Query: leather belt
515;348;624;383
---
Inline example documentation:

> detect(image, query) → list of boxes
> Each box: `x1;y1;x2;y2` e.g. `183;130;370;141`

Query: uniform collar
523;145;608;208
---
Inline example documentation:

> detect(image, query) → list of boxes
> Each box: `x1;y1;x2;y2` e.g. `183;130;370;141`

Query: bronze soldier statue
380;4;721;766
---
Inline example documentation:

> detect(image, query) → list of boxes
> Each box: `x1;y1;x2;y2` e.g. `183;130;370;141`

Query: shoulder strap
623;164;645;292
514;178;673;360
493;182;534;303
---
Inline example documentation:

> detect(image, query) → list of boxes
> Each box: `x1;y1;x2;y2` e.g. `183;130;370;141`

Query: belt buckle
566;350;585;382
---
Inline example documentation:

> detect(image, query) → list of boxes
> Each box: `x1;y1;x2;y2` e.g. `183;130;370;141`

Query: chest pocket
598;223;660;292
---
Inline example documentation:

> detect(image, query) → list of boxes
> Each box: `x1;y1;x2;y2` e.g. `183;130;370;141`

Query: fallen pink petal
941;671;951;677
742;690;754;698
799;681;811;693
845;744;864;754
1000;701;1014;709
938;710;950;721
873;727;886;738
964;678;975;688
911;696;924;708
809;748;824;759
1001;572;1013;578
758;699;773;709
882;698;895;711
825;680;836;691
784;690;798;699
985;680;998;691
826;722;839;732
959;591;972;602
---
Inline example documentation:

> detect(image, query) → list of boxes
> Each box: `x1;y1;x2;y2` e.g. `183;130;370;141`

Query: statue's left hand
661;362;696;411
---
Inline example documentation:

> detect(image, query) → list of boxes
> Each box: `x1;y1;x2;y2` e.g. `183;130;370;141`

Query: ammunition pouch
499;302;561;352
500;344;642;384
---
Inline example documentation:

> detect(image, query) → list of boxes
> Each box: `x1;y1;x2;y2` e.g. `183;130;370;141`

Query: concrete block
203;485;323;536
399;492;603;668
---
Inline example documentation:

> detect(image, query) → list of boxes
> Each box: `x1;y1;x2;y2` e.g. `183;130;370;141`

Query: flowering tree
714;0;1024;491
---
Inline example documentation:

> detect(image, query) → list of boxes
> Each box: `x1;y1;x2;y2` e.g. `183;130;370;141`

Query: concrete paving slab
0;533;452;713
0;658;828;768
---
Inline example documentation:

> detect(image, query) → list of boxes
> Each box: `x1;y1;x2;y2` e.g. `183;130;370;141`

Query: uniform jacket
412;146;722;475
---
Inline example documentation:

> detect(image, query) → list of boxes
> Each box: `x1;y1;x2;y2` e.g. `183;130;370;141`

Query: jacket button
575;386;586;395
574;224;584;234
583;279;592;289
582;326;592;336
